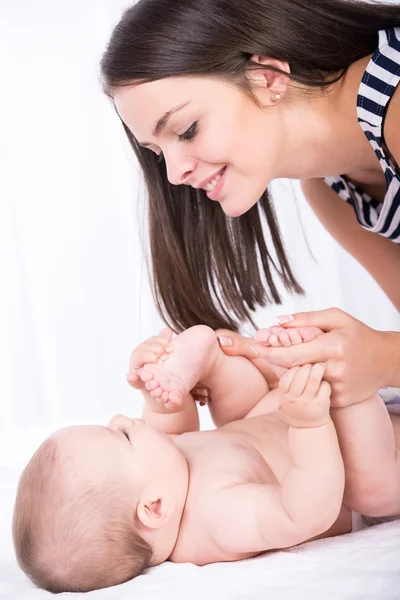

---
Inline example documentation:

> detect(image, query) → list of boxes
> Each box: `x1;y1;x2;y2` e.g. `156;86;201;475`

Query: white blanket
2;429;400;600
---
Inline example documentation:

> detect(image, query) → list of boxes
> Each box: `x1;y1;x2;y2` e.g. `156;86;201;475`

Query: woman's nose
164;150;197;186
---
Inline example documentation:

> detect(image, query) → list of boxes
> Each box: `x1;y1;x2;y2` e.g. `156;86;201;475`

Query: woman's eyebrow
139;100;191;147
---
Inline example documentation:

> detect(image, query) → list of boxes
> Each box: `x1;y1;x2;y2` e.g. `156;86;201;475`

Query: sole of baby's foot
256;325;324;347
137;366;187;409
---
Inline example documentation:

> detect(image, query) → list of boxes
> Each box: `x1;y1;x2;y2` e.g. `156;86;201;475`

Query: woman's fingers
277;307;349;331
216;329;259;360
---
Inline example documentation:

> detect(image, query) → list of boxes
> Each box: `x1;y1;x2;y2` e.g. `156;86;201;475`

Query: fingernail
166;345;173;353
250;345;259;356
276;315;293;324
218;336;233;347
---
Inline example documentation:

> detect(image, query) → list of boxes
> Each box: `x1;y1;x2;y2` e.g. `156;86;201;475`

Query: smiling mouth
203;166;226;193
205;166;227;201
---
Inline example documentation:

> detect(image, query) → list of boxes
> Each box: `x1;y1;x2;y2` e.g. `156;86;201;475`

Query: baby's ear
136;491;176;530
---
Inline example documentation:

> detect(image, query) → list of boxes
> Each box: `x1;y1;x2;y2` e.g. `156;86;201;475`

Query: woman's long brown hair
101;0;400;332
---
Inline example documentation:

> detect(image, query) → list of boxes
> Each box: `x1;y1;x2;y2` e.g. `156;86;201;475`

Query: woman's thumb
216;330;258;360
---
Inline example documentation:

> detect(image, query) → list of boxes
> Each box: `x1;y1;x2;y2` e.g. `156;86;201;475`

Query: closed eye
178;121;198;142
119;427;130;442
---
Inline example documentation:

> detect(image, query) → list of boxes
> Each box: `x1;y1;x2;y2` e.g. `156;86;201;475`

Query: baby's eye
120;427;130;441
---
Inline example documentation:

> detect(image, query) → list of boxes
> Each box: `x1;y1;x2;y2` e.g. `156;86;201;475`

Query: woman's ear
136;490;176;530
246;56;291;104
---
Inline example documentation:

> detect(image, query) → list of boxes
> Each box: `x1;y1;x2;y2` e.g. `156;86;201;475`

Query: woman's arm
218;311;400;407
301;177;400;311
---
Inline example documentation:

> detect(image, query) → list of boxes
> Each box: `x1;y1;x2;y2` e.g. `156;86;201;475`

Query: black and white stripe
325;27;400;243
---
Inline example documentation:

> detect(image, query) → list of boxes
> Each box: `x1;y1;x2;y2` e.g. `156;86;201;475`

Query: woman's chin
220;197;259;218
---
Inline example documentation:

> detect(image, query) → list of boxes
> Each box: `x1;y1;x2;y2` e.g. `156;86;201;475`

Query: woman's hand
219;308;397;407
215;329;281;389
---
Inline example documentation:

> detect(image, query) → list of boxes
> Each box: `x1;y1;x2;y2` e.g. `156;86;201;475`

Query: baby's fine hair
12;437;152;593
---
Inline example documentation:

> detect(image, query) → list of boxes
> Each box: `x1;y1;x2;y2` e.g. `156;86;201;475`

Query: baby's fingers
159;327;174;341
303;363;326;398
287;364;313;397
279;366;301;394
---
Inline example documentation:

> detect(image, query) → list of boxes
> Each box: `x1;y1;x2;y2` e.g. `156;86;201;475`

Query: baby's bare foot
136;325;218;410
255;325;324;348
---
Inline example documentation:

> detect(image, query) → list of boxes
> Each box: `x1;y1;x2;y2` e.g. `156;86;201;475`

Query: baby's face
54;416;188;500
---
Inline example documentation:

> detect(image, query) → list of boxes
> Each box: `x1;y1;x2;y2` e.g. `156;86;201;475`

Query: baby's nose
107;413;133;430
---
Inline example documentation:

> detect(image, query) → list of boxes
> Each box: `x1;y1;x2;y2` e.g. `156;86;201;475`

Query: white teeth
205;173;222;192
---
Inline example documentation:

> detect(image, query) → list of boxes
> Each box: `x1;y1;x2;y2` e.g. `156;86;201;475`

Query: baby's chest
223;416;293;483
170;445;277;564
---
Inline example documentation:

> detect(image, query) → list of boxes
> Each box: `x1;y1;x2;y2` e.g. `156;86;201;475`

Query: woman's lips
206;166;227;201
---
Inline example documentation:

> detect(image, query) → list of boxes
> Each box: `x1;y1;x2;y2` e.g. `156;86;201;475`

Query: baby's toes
137;368;154;383
278;332;292;347
169;390;184;407
268;334;282;347
254;328;273;344
269;325;286;336
288;330;303;345
145;379;159;391
161;390;170;402
299;327;323;342
150;387;163;398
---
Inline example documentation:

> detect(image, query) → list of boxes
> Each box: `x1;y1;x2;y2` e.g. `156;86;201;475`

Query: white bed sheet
1;429;400;600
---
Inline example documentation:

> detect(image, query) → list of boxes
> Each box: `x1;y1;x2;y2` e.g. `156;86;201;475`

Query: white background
0;0;399;449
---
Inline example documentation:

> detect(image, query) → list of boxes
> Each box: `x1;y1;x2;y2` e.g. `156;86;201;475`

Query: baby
12;325;400;593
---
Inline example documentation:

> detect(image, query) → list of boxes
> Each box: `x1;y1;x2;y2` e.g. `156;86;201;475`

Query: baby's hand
126;328;174;390
279;363;331;428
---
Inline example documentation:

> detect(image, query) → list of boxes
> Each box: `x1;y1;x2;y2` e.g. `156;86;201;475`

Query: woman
100;0;400;406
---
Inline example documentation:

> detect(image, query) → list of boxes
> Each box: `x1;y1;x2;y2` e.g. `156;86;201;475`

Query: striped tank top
324;27;400;243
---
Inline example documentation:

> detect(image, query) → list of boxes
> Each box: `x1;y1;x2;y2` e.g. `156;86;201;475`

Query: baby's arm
208;365;345;552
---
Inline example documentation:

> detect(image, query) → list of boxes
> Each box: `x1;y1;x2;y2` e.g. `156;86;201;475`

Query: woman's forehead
114;76;238;137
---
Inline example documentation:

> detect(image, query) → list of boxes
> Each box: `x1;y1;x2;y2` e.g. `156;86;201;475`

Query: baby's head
12;415;189;592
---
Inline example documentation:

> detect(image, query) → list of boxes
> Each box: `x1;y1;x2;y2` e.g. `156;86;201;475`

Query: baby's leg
257;326;400;515
330;396;400;517
137;325;272;426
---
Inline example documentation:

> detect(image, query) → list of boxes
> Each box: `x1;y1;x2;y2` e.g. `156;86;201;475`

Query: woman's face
114;76;285;217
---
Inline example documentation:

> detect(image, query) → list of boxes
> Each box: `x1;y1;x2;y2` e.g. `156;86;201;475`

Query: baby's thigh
207;389;260;426
390;413;400;451
203;354;270;426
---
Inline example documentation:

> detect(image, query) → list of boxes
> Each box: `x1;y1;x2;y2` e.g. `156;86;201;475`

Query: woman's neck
276;54;383;181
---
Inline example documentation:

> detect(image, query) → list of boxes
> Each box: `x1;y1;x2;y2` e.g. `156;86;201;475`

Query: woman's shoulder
384;87;400;168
